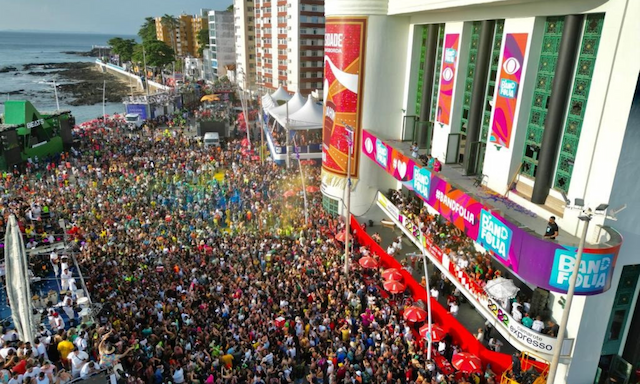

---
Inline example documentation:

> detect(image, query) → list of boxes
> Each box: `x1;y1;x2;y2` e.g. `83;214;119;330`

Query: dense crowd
0;125;508;384
386;190;560;338
271;127;322;148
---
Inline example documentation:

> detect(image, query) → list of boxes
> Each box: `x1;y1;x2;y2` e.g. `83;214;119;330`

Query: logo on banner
413;166;431;201
502;57;521;75
375;139;388;167
444;48;457;64
479;210;512;260
364;137;374;154
549;249;614;293
442;67;454;81
499;79;518;99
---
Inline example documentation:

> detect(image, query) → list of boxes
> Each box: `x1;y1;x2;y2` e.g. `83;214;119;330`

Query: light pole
39;81;60;110
293;136;309;224
546;200;609;383
343;124;354;276
102;80;106;122
409;246;434;361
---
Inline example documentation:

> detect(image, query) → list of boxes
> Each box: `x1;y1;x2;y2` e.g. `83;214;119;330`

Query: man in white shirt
430;288;439;301
69;347;89;377
50;251;60;276
80;362;101;379
60;268;73;291
449;301;459;318
532;316;545;332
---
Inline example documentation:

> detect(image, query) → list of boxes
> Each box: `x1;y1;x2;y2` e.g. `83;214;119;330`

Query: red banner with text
322;17;367;178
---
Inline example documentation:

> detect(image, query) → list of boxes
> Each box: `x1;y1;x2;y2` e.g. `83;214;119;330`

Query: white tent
269;92;307;127
270;85;292;104
261;94;277;111
5;215;35;343
287;95;323;130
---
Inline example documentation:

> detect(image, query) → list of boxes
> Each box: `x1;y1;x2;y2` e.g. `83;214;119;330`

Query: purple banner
362;130;623;295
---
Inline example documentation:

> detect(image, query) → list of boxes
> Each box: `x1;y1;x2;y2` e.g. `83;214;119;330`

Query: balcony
361;130;623;358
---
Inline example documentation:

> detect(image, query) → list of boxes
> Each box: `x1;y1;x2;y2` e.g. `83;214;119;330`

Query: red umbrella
381;268;403;281
383;280;406;294
306;185;320;193
451;352;483;373
419;324;446;342
403;306;427;323
358;256;379;269
283;190;296;198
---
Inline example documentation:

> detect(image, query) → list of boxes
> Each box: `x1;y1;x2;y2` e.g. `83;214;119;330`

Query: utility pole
142;46;151;118
285;101;291;168
343;124;354;276
293;136;309;224
53;81;60;110
102;80;106;122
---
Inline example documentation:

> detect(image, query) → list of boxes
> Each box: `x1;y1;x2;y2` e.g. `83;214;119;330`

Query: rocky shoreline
1;62;129;106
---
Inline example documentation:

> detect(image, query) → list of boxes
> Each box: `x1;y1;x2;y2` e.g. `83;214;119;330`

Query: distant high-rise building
208;10;236;80
233;0;256;90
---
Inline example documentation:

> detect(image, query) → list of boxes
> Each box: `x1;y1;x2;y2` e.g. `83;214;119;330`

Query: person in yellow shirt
58;335;75;367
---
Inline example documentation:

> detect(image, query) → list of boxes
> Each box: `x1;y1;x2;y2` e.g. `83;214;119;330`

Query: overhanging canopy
286;95;323;130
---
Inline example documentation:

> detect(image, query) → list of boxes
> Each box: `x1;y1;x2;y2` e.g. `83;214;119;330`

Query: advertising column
483;17;544;194
322;17;367;184
430;22;466;164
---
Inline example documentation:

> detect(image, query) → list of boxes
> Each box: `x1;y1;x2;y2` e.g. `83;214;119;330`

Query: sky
0;0;233;35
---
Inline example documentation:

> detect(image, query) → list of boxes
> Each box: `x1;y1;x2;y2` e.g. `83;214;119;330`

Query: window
311;16;319;23
300;16;307;23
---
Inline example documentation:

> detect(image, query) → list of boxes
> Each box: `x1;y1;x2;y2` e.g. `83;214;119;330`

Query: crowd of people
270;127;322;149
386;190;561;338
0;123;514;384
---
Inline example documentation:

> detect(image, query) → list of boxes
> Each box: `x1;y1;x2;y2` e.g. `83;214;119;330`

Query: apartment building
254;0;325;94
155;13;208;58
208;10;237;79
233;0;256;90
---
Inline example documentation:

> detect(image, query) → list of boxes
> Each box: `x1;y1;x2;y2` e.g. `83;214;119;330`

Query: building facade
233;0;256;90
320;0;640;383
155;13;208;58
254;0;325;94
208;10;237;80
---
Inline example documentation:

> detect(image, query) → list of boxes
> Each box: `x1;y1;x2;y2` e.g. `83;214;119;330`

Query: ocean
0;31;137;123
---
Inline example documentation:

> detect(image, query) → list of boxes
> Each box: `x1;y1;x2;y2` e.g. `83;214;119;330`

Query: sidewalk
355;205;518;356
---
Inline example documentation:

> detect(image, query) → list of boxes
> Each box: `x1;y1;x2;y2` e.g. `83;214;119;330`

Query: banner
322;17;368;178
362;130;623;295
436;33;460;126
490;33;529;148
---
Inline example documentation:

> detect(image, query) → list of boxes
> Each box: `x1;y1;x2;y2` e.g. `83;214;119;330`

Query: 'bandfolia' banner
322;17;367;179
361;130;623;295
436;33;460;126
490;33;528;148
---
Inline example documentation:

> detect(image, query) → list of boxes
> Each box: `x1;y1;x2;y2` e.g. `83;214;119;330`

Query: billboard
362;130;623;295
322;16;367;179
490;33;529;148
436;33;460;126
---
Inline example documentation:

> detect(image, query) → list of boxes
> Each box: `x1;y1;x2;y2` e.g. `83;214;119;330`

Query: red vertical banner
322;17;367;178
490;33;529;148
436;33;460;126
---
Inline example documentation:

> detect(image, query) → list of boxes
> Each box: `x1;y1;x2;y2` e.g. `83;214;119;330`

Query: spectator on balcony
544;216;559;240
544;320;560;337
522;313;534;329
410;142;419;158
532;316;545;332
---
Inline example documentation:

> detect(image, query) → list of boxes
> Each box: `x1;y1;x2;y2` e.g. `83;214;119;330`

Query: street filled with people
0;122;514;384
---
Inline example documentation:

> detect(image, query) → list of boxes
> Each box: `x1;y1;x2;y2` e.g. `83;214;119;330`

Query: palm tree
161;14;179;56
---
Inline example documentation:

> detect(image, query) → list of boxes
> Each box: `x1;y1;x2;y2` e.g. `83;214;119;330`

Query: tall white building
233;0;256;90
254;0;325;94
208;10;236;80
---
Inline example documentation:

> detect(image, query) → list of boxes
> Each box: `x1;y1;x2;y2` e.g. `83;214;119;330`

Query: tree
197;29;209;57
107;37;136;63
132;40;175;69
227;4;234;12
138;17;157;43
161;14;179;56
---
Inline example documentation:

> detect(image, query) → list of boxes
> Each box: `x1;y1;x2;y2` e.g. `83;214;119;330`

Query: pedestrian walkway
356;205;518;356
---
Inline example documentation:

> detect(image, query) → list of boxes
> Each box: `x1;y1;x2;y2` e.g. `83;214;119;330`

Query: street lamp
546;199;609;384
342;123;354;276
408;244;434;361
38;80;60;110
